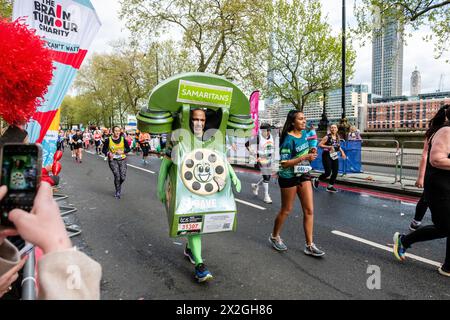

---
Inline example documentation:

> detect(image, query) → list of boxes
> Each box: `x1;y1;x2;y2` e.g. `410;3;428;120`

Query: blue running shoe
393;232;407;261
184;245;196;265
195;263;213;283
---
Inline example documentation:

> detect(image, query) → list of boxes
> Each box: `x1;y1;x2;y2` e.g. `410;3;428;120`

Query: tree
353;0;450;59
261;0;356;111
71;40;192;127
119;0;266;79
0;0;12;19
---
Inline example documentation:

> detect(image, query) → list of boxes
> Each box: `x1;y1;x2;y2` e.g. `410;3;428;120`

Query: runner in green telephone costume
138;73;254;282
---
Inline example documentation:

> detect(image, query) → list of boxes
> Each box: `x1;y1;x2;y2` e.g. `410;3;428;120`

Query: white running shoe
264;194;272;204
251;183;259;196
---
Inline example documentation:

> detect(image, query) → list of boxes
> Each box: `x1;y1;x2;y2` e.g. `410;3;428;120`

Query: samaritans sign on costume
177;80;233;109
139;72;254;238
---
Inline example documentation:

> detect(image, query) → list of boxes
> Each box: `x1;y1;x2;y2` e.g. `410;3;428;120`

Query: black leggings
108;159;127;193
319;152;339;185
141;144;150;157
414;193;429;222
402;199;450;269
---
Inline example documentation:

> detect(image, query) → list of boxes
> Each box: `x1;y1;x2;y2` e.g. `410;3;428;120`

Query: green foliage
256;0;356;110
66;40;193;128
0;0;12;19
353;0;450;59
119;0;267;84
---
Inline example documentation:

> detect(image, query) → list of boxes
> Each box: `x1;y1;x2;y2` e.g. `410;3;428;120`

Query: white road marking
235;199;266;211
86;151;156;174
332;230;442;267
127;164;155;174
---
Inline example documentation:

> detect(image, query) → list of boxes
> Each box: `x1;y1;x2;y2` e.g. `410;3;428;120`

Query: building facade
366;91;450;131
261;85;369;129
372;21;404;98
303;84;369;128
410;68;421;96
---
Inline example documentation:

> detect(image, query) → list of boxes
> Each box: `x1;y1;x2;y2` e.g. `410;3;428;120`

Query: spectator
347;126;362;141
0;183;101;299
318;124;347;193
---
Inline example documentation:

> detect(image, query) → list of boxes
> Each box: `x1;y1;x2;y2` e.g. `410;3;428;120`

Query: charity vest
109;137;126;160
258;133;274;165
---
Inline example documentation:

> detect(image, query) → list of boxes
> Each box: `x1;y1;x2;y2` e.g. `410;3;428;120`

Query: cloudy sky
89;0;450;95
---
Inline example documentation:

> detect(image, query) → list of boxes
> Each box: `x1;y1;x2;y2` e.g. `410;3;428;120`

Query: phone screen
0;144;42;227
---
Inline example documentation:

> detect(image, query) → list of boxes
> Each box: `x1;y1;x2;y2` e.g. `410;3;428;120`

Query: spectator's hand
342;154;347;160
231;144;237;152
0;255;27;298
0;187;28;298
415;179;424;188
305;153;318;162
8;183;72;255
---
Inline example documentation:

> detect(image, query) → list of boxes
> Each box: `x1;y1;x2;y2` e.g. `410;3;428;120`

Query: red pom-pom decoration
0;18;54;125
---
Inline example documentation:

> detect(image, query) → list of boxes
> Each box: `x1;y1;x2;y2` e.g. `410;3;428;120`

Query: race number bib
294;165;312;174
329;152;338;160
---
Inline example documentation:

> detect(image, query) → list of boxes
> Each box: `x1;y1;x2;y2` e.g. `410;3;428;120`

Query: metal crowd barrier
399;140;424;187
360;139;401;184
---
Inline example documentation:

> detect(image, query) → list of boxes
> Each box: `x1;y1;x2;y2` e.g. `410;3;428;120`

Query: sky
89;0;450;95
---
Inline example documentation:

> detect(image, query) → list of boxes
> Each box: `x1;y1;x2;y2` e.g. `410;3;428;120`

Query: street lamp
339;0;350;139
342;0;346;120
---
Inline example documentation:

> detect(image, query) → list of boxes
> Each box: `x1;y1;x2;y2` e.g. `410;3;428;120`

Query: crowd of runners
57;127;166;162
50;104;450;283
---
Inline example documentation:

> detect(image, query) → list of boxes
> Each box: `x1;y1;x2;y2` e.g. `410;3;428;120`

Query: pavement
55;149;449;300
314;171;423;198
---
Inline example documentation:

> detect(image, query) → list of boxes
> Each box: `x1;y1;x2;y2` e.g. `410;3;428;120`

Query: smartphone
0;143;42;227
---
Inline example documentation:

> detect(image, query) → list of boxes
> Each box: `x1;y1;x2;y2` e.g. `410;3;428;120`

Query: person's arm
318;136;332;151
123;138;131;154
0;237;27;298
157;157;172;203
227;162;241;192
245;136;257;157
416;139;428;188
307;130;318;153
5;183;101;300
430;127;450;170
356;131;362;140
340;144;347;159
280;139;316;169
102;138;109;156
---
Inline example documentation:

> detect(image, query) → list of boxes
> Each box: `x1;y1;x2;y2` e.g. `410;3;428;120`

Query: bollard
21;249;36;300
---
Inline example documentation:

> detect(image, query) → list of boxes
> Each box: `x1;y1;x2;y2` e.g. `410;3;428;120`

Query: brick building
367;91;450;131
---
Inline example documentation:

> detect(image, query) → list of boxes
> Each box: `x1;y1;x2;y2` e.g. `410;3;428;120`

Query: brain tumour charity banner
13;0;101;165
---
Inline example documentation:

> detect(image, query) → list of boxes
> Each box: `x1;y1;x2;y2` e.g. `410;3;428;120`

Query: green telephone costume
138;72;253;271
